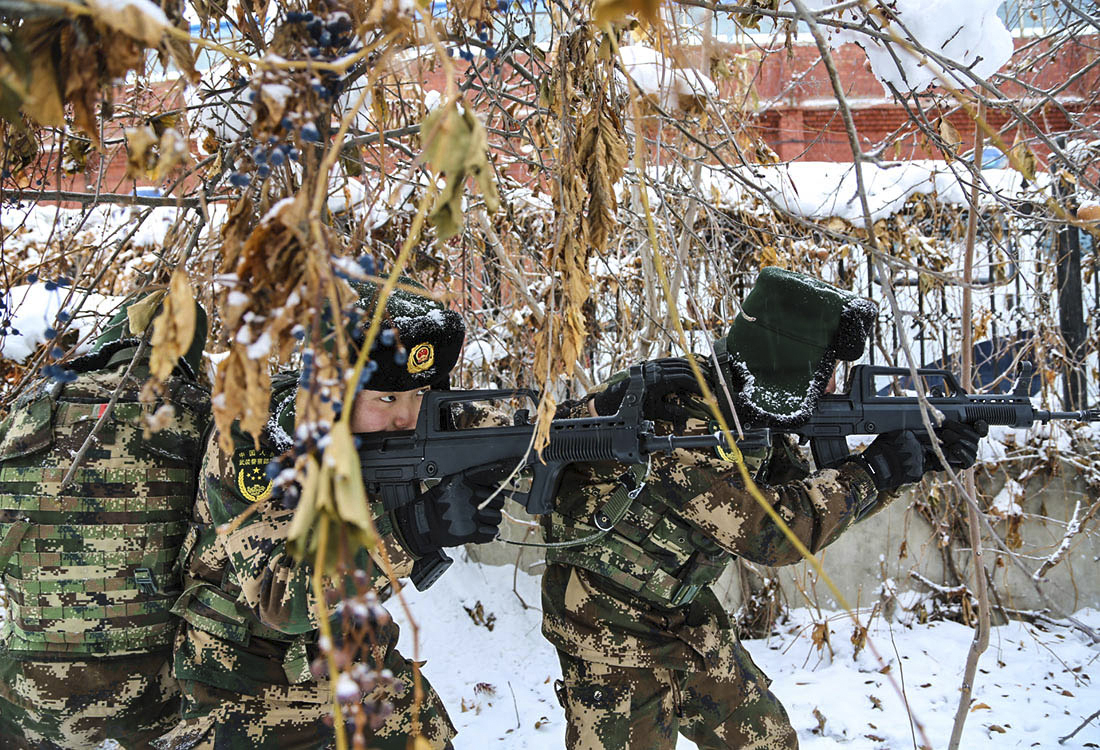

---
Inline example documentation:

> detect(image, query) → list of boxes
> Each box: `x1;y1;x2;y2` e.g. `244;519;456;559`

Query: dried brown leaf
148;269;196;383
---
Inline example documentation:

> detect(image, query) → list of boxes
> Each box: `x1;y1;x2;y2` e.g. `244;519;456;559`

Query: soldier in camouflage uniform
542;268;984;749
157;280;506;750
0;296;210;749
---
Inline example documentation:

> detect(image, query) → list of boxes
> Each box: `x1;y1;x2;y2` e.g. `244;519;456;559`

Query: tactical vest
544;442;774;609
0;341;210;656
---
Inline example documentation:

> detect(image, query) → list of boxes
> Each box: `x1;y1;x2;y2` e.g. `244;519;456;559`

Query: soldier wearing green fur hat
541;267;983;749
158;278;506;750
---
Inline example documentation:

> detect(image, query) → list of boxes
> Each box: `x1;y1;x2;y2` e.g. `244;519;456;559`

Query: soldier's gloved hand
921;419;987;472
592;357;707;430
857;430;925;493
393;463;509;557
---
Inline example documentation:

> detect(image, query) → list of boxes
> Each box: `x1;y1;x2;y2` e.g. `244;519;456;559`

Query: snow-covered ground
392;556;1100;749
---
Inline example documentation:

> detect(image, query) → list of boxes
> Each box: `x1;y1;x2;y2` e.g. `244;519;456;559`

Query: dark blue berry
257;163;271;179
266;460;282;480
50;346;64;359
25;272;36;283
270;149;286;166
486;47;497;60
55;310;70;323
252;146;268;163
477;30;488;42
497;0;508;10
280;117;294;131
44;327;57;340
301;125;321;142
357;255;376;275
380;328;395;347
229;172;252;188
319;30;331;46
288;148;300;161
56;277;70;287
395;348;408;366
44;281;56;291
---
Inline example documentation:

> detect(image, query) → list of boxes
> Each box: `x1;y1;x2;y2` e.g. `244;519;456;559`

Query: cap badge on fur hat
408;343;435;374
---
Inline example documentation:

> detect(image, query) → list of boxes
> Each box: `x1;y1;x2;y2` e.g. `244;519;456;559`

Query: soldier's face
350;387;429;433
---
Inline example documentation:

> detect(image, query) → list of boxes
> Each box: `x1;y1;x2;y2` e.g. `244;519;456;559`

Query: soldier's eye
379;394;397;403
416;389;429;397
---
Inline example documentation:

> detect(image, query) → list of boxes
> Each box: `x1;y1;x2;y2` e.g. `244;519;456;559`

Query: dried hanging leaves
0;1;193;146
125;123;186;180
593;0;661;28
421;101;500;241
286;421;376;573
148;269;196;383
213;195;320;452
532;27;629;453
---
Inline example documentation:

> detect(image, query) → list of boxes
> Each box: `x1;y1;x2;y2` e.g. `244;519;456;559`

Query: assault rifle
748;361;1100;469
357;363;729;515
356;363;730;588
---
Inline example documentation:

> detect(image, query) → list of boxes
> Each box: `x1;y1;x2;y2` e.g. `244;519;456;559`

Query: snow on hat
715;266;877;427
349;278;465;392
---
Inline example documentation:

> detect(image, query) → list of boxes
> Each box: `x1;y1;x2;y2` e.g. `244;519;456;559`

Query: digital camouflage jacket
541;394;879;671
172;384;416;696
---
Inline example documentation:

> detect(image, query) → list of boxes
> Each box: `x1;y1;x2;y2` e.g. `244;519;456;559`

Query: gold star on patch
235;448;274;503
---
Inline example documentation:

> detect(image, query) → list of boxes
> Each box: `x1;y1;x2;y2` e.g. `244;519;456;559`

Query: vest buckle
135;567;158;595
669;582;702;607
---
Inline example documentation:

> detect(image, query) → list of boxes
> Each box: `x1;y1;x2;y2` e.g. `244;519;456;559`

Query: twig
60;329;151;489
1060;707;1100;744
948;104;991;750
1034;499;1083;582
4;190;219;208
507;680;521;730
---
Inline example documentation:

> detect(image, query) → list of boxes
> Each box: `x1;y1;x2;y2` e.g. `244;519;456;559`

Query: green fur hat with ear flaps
714;266;877;428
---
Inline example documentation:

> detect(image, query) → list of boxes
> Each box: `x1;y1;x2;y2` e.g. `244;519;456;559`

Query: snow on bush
787;0;1014;94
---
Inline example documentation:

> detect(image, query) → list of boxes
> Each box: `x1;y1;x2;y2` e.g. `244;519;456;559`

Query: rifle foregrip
811;437;851;469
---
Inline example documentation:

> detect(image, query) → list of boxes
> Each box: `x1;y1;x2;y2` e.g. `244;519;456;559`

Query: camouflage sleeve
650;447;879;567
201;432;416;635
760;433;812;484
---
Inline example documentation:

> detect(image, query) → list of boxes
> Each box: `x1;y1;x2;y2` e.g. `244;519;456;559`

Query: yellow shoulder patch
408;342;434;374
235;448;273;503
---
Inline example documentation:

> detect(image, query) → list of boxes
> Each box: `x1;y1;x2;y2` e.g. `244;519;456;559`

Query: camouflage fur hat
349;278;465;392
714;266;877;427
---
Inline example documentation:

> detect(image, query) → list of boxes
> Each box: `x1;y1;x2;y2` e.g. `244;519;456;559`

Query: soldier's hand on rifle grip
856;430;925;494
393;463;510;557
924;419;987;472
592;357;708;430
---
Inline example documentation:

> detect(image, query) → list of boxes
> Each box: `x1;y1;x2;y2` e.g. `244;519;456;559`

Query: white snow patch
391;557;1100;749
784;0;1014;95
617;45;719;111
0;284;125;363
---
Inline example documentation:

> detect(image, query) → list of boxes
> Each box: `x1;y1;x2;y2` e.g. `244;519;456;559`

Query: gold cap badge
408;342;435;374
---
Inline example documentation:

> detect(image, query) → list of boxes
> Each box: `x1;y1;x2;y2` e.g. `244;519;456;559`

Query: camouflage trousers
0;650;179;749
555;648;798;750
154;658;456;750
